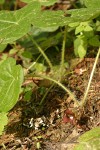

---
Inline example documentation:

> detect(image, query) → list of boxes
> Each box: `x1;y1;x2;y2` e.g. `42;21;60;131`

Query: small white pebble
70;116;74;120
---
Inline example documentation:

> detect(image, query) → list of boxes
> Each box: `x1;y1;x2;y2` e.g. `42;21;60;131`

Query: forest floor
0;0;100;150
0;57;100;150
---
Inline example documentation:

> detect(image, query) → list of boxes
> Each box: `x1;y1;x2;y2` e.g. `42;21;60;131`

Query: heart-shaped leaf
0;2;40;44
0;58;23;112
74;127;100;150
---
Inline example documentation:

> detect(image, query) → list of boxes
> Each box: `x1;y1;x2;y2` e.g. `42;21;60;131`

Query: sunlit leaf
0;58;23;112
74;36;87;58
0;1;100;44
0;2;40;44
74;127;100;150
84;0;100;8
0;44;7;52
67;8;100;23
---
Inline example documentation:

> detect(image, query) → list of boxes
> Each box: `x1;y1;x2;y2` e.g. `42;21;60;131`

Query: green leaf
0;58;23;112
0;112;8;135
67;8;100;23
83;24;94;38
21;0;58;6
24;90;32;101
68;22;79;28
75;24;85;35
74;127;100;150
22;51;33;59
74;138;100;150
0;2;40;44
0;44;7;52
0;1;100;44
89;35;100;46
78;45;87;58
34;62;46;73
0;0;5;4
31;8;100;28
96;20;100;31
84;0;100;8
78;127;100;142
75;22;94;37
74;36;87;58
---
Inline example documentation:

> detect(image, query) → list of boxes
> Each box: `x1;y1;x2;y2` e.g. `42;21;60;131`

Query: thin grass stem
39;75;79;106
60;26;67;81
39;83;55;106
80;47;100;107
27;33;53;70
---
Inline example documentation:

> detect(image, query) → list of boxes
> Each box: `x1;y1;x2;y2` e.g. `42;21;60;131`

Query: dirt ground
0;58;100;150
0;0;100;149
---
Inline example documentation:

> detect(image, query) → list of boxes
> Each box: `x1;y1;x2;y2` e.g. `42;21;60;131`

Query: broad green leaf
36;26;58;32
0;2;40;44
0;1;100;44
0;112;8;135
75;22;93;35
67;8;100;23
0;44;7;52
83;24;94;38
32;8;100;28
74;38;81;56
0;0;5;4
74;36;87;58
96;21;100;31
21;0;58;6
74;138;100;150
31;10;71;27
22;51;33;59
74;127;100;150
78;45;87;58
78;127;100;142
75;24;85;35
89;35;100;46
68;22;79;28
0;58;23;112
84;0;100;8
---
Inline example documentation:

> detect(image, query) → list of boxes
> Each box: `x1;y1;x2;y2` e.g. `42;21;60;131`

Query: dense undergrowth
0;0;100;149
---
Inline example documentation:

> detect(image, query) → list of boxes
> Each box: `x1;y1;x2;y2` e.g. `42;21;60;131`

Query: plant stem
39;83;54;106
80;47;100;107
25;53;43;75
27;33;53;70
40;75;79;106
60;26;67;81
